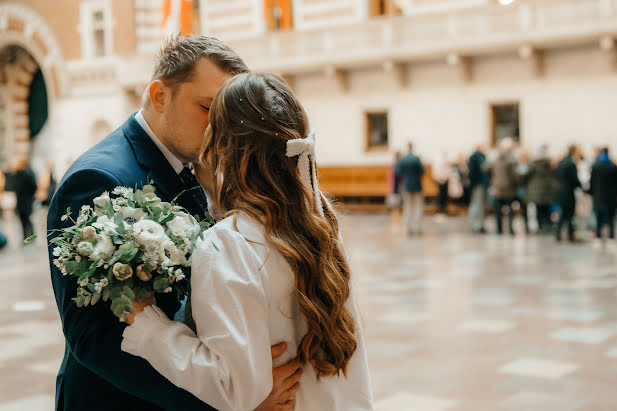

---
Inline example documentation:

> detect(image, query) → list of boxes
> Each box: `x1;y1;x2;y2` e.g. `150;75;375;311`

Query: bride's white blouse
121;212;374;411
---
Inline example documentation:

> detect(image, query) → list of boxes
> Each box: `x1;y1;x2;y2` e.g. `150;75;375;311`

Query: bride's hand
126;295;156;325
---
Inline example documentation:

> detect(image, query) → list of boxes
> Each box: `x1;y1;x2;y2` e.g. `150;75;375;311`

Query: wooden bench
317;164;440;212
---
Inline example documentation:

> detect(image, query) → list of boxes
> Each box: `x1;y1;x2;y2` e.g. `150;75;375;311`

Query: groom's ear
148;80;169;113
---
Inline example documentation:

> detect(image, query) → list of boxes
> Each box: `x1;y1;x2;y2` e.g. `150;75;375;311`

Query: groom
48;35;302;411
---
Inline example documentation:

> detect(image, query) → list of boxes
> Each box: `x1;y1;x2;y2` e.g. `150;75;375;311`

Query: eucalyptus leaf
153;276;170;293
91;292;101;305
109;287;123;300
64;261;78;274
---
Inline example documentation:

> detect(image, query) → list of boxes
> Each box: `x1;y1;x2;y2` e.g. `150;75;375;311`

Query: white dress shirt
122;212;374;411
134;110;184;174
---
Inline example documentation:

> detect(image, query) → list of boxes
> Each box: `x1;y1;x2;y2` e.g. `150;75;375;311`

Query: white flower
163;240;188;266
94;278;109;293
61;215;68;222
121;207;146;222
81;226;97;241
112;198;128;211
81;205;92;213
93;191;111;208
173;269;185;282
166;214;198;238
90;234;116;261
163;287;173;293
92;216;118;234
77;241;94;256
52;247;62;257
133;220;167;247
112;186;134;198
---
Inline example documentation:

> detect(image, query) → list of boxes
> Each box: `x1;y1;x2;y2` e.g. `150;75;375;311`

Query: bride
121;72;374;411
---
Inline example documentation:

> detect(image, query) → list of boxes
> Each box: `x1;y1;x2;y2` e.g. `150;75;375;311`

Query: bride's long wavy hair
200;72;357;378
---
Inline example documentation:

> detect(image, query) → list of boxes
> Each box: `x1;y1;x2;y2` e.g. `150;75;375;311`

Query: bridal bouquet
48;184;209;322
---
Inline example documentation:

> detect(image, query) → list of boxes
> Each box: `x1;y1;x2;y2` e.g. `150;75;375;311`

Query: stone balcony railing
67;0;617;91
227;0;617;74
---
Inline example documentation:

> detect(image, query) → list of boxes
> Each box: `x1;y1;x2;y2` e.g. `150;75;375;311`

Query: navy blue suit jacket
47;115;215;411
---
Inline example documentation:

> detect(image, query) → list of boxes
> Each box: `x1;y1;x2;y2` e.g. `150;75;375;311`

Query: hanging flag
161;0;171;28
180;0;193;35
161;0;192;35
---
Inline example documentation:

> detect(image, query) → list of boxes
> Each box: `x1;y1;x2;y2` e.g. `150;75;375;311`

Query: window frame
79;0;114;60
364;111;389;152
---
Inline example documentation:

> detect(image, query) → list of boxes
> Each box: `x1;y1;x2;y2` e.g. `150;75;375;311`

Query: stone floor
1;208;617;410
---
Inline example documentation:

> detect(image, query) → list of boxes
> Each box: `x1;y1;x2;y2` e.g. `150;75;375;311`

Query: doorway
490;103;520;146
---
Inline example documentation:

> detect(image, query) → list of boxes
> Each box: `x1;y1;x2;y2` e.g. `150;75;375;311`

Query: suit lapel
122;114;207;218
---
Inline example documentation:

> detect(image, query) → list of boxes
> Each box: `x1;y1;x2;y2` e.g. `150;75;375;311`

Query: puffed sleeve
122;225;273;411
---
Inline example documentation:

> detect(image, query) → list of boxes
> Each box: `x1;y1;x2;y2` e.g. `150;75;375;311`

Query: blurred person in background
42;162;57;206
11;157;37;242
397;142;425;235
487;137;518;235
554;145;582;242
575;147;594;231
525;144;555;234
589;147;617;243
515;147;530;234
0;169;6;249
450;154;469;207
468;144;489;234
432;150;450;214
387;150;403;211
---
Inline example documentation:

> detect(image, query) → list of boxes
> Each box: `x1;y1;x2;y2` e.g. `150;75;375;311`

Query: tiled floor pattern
1;210;617;410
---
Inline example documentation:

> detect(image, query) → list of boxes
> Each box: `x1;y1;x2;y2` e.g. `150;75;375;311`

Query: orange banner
180;0;193;35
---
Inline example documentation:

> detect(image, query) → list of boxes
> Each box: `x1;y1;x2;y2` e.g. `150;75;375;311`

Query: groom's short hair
151;35;249;94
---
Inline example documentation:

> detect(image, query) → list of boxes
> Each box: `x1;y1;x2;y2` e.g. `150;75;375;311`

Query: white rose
93;191;111;208
90;234;116;261
166;214;197;238
52;247;63;257
133;220;167;247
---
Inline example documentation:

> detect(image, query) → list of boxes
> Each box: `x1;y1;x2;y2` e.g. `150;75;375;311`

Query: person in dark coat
12;157;37;241
525;145;555;233
554;145;581;242
589;147;617;239
0;228;7;249
468;144;489;233
395;142;425;235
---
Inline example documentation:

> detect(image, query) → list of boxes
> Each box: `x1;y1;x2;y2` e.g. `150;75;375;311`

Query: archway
0;2;65;163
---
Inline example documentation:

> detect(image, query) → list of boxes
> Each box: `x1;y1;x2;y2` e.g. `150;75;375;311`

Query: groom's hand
254;342;303;411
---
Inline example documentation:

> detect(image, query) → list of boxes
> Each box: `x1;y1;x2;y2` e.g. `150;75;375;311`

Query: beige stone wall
15;0;82;61
112;0;137;56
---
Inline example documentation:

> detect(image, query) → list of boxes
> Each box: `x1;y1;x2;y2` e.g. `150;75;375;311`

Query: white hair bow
286;131;324;216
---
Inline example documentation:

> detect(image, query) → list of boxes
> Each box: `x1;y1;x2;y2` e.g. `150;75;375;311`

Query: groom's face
163;58;231;163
